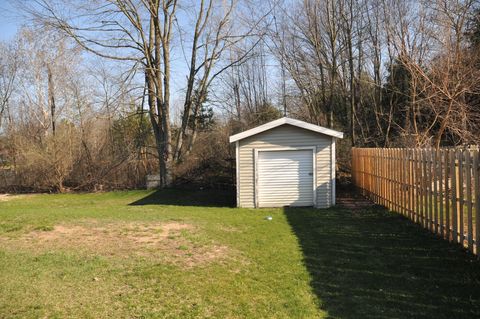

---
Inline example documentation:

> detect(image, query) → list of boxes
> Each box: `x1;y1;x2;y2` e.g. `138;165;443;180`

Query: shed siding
238;124;332;208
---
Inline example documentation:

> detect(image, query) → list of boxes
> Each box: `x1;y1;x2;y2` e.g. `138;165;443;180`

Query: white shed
229;117;344;208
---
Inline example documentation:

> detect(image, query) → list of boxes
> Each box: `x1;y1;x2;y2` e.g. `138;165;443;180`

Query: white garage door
257;149;314;207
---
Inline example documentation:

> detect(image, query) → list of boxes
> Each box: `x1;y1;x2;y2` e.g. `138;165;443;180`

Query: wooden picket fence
351;147;480;255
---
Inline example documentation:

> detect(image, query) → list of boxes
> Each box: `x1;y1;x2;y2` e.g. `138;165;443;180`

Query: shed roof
229;117;344;143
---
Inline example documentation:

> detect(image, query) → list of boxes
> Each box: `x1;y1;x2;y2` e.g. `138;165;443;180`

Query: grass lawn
1;189;480;318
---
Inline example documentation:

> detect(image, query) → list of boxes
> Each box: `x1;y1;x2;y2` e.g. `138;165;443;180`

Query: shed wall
237;124;332;208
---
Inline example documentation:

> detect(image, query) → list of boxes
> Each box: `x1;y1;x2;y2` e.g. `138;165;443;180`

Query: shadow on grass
284;206;480;319
129;188;235;208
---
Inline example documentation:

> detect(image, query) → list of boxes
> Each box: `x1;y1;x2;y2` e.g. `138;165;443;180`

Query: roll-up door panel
257;150;314;207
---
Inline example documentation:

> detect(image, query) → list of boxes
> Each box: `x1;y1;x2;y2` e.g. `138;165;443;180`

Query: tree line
0;0;479;192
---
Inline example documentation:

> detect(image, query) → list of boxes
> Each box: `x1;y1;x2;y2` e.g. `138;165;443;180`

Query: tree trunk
47;64;56;136
185;98;203;157
160;32;172;187
435;99;454;149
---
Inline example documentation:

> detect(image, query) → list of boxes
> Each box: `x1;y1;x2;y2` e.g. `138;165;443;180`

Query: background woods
0;0;479;192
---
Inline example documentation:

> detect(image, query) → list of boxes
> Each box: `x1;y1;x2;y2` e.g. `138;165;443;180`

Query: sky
0;0;20;41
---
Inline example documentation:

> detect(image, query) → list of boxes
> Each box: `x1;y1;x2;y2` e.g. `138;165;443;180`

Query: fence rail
352;147;480;255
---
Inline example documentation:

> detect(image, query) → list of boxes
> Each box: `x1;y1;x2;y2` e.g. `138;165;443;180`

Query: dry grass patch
219;225;242;233
0;221;230;267
0;194;26;202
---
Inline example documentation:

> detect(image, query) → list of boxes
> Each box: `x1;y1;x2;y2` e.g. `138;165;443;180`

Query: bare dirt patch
0;221;230;267
336;188;376;212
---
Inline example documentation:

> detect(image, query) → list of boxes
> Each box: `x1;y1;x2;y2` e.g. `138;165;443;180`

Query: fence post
409;149;414;220
433;149;438;234
421;149;424;226
445;149;451;241
387;148;391;209
403;148;407;216
466;149;473;252
439;149;444;238
396;148;400;213
370;149;374;201
451;150;458;243
458;149;464;245
380;147;383;205
373;148;376;200
382;148;386;207
428;149;433;232
413;149;421;224
392;148;395;210
474;149;479;255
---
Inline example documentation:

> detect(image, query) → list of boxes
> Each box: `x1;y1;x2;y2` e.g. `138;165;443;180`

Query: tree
466;8;480;47
0;41;20;130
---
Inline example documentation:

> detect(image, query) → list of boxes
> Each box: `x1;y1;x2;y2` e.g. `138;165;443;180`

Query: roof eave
229;117;344;143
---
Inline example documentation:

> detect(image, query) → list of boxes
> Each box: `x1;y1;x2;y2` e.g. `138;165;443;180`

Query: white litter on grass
265;216;272;221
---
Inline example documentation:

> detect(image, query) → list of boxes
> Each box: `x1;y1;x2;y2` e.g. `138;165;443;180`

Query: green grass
380;194;477;242
0;189;480;318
